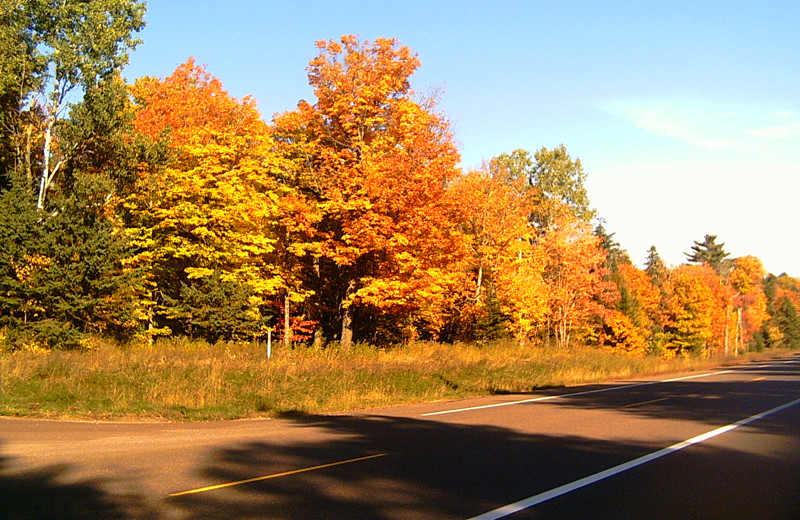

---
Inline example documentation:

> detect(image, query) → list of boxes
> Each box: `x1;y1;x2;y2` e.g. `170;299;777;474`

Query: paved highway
1;355;798;519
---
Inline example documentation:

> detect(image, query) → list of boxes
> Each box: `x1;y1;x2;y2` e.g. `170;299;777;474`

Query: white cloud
603;98;800;152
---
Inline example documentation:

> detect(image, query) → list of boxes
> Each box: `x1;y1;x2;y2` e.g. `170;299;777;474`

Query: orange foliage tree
617;262;663;332
448;166;548;341
594;262;661;355
595;310;649;355
538;215;616;348
272;36;465;345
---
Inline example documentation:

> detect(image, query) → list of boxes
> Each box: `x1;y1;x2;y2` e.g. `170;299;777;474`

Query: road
1;355;799;519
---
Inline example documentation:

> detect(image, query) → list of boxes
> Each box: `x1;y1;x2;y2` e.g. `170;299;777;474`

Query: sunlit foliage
0;27;795;356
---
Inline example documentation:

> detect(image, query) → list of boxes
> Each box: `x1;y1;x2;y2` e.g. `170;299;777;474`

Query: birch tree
3;0;145;209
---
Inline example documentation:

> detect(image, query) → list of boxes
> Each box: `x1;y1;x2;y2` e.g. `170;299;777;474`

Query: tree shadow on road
166;404;800;520
0;452;157;520
537;361;800;426
3;360;798;519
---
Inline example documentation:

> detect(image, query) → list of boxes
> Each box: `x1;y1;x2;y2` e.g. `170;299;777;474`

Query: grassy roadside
0;338;793;422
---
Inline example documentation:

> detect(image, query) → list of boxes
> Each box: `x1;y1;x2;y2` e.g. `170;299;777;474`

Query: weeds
0;337;791;421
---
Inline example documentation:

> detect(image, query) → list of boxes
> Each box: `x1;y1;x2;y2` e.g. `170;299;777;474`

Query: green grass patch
0;338;792;421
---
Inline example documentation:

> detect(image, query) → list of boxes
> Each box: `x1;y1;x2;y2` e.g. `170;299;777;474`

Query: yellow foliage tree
127;59;296;340
730;255;769;353
449;167;548;341
666;264;729;356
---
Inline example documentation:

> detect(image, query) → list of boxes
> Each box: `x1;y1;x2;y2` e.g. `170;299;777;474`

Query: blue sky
123;1;800;275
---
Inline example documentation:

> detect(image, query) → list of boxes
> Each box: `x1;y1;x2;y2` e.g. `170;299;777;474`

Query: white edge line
662;369;734;382
421;381;656;417
465;396;800;520
423;370;733;417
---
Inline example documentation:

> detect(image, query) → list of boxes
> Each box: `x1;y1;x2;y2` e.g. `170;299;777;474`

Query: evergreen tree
594;223;631;270
593;222;631;316
685;234;730;274
763;274;778;314
774;298;800;349
0;176;41;329
166;272;269;343
0;38;154;349
760;274;800;350
0;173;139;348
645;245;668;286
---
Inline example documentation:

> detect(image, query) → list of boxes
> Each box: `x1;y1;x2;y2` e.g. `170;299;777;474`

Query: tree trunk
735;307;743;356
313;328;325;349
340;279;356;348
37;125;52;209
724;305;731;355
475;262;483;298
341;309;353;348
37;97;59;210
283;292;292;349
147;311;154;347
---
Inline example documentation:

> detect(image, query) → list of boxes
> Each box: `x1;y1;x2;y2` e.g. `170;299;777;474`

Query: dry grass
0;338;791;421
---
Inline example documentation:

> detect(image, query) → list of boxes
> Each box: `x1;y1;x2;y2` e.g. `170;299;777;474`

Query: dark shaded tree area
0;0;148;348
760;274;800;350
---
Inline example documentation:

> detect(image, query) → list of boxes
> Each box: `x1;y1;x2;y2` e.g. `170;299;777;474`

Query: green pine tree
0;172;141;349
771;298;800;349
685;234;730;273
645;245;668;287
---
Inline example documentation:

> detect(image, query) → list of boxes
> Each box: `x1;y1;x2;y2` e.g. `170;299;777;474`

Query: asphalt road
1;355;799;519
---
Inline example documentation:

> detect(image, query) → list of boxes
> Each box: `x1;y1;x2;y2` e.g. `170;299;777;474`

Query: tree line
1;1;798;355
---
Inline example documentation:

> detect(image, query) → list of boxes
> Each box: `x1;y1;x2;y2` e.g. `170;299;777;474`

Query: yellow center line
168;453;387;497
749;376;766;382
620;397;670;409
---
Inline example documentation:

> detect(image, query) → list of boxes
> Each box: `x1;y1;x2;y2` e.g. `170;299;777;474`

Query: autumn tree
618;263;662;329
128;59;294;342
448;165;547;341
727;256;768;354
273;35;465;346
482;147;605;347
665;264;730;356
538;215;615;348
773;274;800;309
